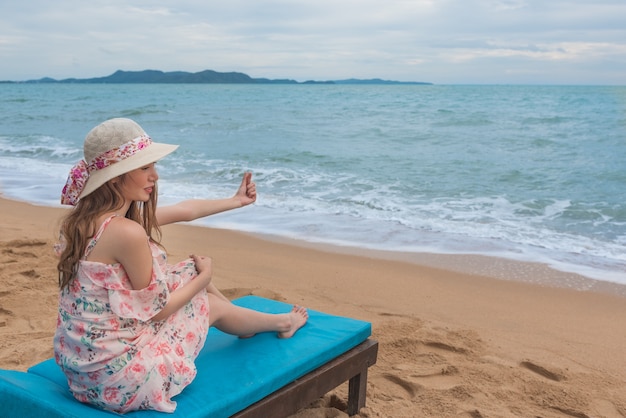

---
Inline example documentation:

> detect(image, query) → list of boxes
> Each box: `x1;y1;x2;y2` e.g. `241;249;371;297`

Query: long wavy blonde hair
57;175;162;290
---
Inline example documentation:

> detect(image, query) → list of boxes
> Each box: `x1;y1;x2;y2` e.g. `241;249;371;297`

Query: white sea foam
1;83;624;286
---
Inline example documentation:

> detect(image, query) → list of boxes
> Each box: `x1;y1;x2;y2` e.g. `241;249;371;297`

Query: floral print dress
53;215;210;413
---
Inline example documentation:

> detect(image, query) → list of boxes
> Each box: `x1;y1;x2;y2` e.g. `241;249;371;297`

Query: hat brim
79;142;179;199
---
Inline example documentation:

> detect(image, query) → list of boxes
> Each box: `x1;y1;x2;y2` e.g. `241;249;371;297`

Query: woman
54;118;307;413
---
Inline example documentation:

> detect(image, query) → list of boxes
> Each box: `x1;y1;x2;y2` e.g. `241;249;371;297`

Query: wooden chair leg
347;367;368;416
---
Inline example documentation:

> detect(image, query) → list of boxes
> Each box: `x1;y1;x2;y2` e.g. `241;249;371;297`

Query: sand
1;195;625;417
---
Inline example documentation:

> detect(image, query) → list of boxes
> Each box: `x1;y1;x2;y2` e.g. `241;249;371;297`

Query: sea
0;83;625;286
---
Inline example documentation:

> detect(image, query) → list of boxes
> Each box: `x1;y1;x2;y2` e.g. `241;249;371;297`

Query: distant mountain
4;69;431;85
21;69;296;84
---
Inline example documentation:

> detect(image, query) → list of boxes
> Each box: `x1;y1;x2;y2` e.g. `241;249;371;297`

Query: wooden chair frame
233;339;379;417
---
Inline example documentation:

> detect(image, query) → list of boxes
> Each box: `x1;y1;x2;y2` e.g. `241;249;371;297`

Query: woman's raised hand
235;172;257;207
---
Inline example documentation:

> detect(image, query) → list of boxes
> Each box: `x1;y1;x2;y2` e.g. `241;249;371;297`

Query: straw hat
61;118;178;205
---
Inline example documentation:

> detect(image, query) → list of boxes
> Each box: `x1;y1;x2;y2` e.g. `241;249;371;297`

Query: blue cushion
1;296;371;418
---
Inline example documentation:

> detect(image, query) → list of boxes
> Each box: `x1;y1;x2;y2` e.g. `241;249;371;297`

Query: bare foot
278;305;309;339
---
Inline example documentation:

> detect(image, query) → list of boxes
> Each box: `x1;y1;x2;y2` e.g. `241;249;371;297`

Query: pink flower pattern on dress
53;216;210;413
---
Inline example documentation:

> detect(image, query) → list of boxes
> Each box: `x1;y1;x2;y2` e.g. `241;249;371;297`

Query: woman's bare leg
207;294;308;338
206;282;230;303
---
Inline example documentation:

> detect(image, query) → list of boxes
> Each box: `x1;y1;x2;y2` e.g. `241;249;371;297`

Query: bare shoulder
105;216;147;240
107;218;151;263
98;217;149;254
102;217;153;289
87;217;149;264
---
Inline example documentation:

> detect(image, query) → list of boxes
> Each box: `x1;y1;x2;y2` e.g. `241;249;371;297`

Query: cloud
0;0;624;84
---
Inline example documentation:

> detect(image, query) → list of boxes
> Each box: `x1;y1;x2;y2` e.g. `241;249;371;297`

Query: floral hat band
60;118;178;206
62;135;152;205
88;134;153;172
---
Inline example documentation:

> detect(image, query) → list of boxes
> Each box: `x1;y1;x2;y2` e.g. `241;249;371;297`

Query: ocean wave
1;83;624;286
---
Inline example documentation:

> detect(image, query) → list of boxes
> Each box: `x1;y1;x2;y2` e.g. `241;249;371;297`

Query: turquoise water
0;84;625;283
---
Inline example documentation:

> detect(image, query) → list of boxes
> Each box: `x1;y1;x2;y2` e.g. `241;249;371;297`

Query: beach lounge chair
0;296;378;417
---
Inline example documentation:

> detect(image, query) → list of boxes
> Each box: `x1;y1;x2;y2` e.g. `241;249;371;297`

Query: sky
1;0;625;85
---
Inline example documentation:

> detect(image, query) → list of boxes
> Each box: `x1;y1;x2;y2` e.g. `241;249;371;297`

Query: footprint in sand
382;341;465;397
413;363;461;391
519;360;565;382
0;306;13;327
2;239;47;258
6;239;48;248
549;405;590;418
424;340;470;355
382;373;421;398
19;269;39;278
382;361;463;399
377;319;479;399
413;336;475;390
590;399;623;418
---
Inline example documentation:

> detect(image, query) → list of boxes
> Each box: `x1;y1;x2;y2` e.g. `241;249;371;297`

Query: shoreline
252;230;626;298
1;195;626;417
4;187;624;296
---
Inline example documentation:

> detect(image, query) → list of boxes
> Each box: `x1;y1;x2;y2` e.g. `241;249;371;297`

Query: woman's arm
107;221;213;322
156;172;256;226
151;255;213;322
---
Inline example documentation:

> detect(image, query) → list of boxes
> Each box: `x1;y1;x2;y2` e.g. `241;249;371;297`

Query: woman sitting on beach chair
54;118;308;413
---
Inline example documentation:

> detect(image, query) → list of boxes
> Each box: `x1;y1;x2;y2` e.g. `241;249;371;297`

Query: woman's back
54;215;210;413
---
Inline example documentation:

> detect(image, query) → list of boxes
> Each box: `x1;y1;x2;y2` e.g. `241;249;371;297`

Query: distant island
1;69;431;85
